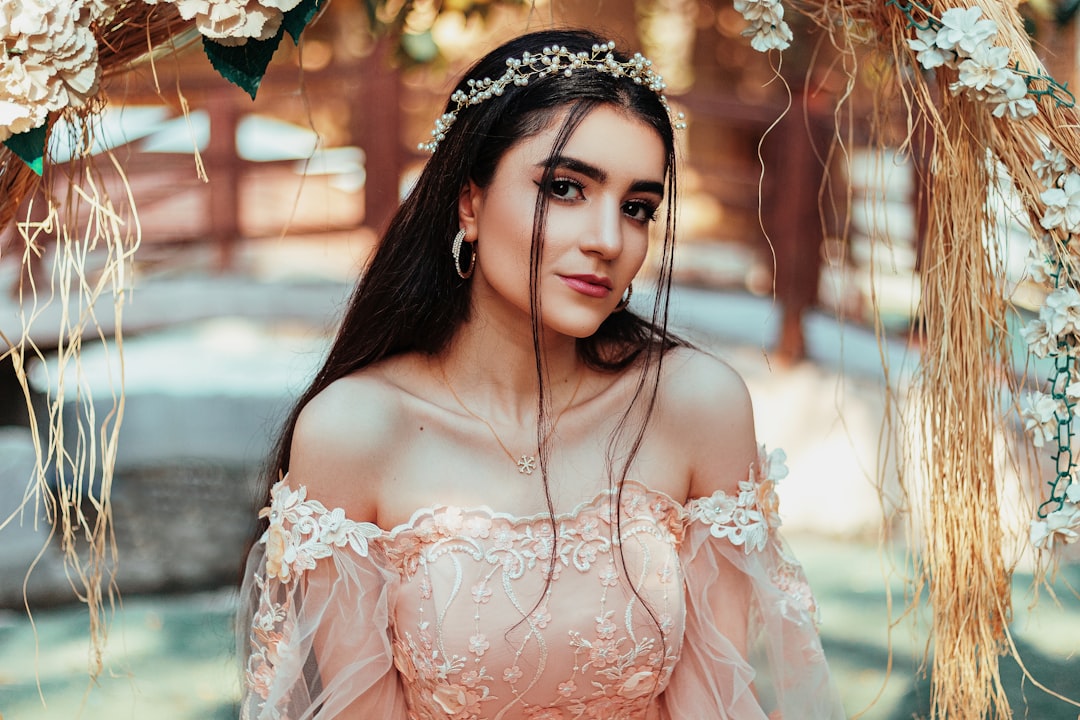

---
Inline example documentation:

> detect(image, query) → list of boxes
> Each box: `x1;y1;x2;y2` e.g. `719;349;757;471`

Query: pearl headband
418;41;686;153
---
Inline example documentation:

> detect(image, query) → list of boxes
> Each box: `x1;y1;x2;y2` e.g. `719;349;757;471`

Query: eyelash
538;177;659;224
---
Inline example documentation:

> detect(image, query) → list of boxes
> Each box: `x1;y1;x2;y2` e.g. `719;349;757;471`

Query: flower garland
737;0;1080;553
1;0;323;170
897;1;1075;118
143;0;304;46
0;0;106;144
734;0;793;52
1020;144;1080;549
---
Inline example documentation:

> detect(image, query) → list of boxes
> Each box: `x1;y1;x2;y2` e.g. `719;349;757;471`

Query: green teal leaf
283;0;323;44
202;31;285;100
3;123;47;175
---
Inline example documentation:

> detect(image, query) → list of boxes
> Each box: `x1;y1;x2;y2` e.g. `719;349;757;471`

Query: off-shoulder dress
238;445;845;719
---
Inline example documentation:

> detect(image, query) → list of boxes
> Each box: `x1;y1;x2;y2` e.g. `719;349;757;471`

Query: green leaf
3;123;47;175
202;31;285;100
283;0;324;45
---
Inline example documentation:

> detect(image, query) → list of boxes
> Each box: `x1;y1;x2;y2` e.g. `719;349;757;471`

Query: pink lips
560;274;613;299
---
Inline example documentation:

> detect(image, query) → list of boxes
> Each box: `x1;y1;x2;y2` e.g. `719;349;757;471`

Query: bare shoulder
287;368;405;522
657;346;758;500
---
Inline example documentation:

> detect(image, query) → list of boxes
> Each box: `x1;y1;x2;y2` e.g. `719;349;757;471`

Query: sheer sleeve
660;447;846;720
238;482;409;720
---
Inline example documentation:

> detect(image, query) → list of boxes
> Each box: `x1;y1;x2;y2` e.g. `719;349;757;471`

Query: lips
560;274;613;299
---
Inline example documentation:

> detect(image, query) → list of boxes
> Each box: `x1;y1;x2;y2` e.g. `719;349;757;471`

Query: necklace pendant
517;455;537;475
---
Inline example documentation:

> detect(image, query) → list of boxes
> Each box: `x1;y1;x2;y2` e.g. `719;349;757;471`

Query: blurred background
2;0;1080;717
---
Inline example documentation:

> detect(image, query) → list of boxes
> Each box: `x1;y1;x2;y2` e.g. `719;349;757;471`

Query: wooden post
354;41;403;234
205;87;242;271
764;92;829;361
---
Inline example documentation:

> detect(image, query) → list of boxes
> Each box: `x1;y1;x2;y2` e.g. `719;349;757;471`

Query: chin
543;313;608;340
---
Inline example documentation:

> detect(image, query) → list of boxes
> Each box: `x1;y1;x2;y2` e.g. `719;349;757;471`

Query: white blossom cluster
420;43;685;153
143;0;301;46
1;0;309;145
735;0;793;52
906;6;1037;120
0;0;106;142
1030;483;1080;549
1019;142;1080;549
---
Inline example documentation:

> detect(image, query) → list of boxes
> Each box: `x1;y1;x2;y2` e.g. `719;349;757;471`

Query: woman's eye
624;200;658;223
549;179;583;200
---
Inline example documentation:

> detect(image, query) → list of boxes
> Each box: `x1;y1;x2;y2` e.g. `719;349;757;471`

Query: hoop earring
614;282;633;312
452;228;475;279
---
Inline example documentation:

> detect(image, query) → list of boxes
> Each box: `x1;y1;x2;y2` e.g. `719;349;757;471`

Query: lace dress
239;446;845;719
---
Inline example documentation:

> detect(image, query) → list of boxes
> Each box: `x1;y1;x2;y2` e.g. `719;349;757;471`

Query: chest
378;495;688;718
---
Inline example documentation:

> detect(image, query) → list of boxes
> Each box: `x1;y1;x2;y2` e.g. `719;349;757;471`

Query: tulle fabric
238;447;846;719
239;535;409;718
658;516;845;719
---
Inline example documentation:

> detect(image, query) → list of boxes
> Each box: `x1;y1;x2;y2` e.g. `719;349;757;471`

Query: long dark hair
255;25;686;699
264;27;683;494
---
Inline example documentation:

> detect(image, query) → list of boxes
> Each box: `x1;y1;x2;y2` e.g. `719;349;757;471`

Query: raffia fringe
791;0;1080;717
0;0;185;680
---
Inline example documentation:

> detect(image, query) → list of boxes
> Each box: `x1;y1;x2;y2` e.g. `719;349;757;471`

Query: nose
581;197;622;259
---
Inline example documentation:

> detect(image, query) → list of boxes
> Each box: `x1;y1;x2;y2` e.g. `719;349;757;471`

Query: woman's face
459;104;668;339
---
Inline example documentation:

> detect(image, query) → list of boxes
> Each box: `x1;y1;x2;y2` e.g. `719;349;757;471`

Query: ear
457;180;483;242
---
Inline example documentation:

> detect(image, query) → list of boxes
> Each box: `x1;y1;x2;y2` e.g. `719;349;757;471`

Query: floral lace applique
379;483;684;581
243;573;296;718
381;483;685;719
259;480;383;584
687;445;787;553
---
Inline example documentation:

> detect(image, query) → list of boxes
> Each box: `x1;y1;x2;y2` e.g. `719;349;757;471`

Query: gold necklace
437;363;585;475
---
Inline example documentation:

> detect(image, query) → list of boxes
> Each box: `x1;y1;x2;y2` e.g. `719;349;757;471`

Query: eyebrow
539;155;665;197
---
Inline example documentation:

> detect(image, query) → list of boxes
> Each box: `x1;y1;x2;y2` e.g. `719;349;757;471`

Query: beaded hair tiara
418;41;686;153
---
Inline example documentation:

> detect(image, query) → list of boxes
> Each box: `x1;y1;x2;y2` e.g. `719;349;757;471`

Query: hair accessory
451;228;475;279
614;281;633;312
419;42;687;153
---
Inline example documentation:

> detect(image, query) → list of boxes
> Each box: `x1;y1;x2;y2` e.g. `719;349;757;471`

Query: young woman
239;28;845;719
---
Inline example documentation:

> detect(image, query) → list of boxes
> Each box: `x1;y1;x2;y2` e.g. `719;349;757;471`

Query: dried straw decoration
789;0;1080;716
1;0;188;677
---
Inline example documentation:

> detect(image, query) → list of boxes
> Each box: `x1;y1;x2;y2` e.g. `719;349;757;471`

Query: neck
436;316;583;425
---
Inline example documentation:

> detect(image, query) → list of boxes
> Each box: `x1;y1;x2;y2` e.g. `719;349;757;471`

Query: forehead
505;105;668;183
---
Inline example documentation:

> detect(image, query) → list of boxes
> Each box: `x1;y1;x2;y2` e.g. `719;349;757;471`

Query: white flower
986;72;1037;120
1020;391;1062;447
1040;172;1080;233
1020;317;1057;358
154;0;294;45
748;21;793;52
1066;381;1080;401
908;26;955;69
736;0;793;52
935;6;999;55
952;44;1013;93
735;0;783;24
0;99;38;141
1025;244;1053;284
0;0;101;139
1066;483;1080;503
1039;286;1080;336
1034;146;1071;188
1030;501;1080;549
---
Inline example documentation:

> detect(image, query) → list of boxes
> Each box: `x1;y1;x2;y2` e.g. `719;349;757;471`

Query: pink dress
239;446;845;719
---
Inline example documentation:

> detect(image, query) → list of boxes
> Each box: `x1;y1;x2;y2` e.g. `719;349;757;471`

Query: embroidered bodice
239;446;845;720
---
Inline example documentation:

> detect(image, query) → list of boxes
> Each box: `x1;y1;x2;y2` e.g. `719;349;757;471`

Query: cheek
624;230;652;271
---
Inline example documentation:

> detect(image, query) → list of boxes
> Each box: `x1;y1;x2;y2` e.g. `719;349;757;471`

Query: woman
239;28;845;719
